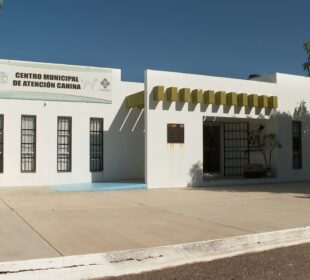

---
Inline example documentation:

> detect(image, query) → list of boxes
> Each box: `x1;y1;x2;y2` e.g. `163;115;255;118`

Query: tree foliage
303;42;310;76
249;125;281;170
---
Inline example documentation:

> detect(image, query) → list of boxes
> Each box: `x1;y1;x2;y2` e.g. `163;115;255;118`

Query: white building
0;59;309;188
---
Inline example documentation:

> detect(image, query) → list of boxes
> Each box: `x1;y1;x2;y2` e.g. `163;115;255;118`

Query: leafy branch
249;125;281;170
303;42;310;77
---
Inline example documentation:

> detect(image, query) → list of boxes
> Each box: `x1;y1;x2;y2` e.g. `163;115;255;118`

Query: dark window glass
21;115;36;172
292;121;302;169
90;118;104;172
0;115;3;173
167;124;184;143
203;124;221;173
57;117;72;172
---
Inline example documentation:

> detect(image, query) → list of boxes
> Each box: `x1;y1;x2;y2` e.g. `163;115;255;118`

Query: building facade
143;70;310;188
0;60;144;187
1;59;310;188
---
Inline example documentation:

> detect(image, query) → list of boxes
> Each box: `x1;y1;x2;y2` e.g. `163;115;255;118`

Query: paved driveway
0;182;309;262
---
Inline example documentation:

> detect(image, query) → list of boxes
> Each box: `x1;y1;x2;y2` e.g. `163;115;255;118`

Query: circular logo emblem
0;72;8;84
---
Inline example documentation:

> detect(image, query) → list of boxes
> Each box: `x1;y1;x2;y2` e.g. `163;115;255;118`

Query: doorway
203;120;250;176
203;123;221;173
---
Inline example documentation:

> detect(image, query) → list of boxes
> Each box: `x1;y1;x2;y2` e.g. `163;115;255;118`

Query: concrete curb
1;226;310;280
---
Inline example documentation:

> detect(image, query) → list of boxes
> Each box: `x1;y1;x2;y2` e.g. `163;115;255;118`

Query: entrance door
203;124;221;173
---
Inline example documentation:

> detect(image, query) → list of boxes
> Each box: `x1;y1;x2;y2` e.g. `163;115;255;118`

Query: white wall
106;81;145;181
4;62;310;189
145;70;279;188
270;73;310;182
0;66;145;187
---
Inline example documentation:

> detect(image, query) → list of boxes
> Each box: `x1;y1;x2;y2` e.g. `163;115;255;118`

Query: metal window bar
292;121;302;169
21;115;36;172
57;117;72;172
0;115;3;173
224;122;249;176
90;118;104;172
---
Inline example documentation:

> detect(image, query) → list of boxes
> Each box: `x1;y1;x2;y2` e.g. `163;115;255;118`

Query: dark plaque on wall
167;124;184;143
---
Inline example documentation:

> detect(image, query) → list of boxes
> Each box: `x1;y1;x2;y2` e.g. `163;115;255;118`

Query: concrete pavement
0;182;310;262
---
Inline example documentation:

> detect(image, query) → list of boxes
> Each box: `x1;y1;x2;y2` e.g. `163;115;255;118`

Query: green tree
303;42;310;76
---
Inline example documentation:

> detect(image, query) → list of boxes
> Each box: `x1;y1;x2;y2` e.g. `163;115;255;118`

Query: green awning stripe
0;91;111;104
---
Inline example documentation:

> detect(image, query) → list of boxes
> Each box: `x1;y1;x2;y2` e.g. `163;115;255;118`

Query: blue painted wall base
49;181;147;192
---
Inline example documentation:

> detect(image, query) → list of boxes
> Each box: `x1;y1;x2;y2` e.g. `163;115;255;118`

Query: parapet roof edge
145;69;278;85
274;72;310;79
121;80;144;85
0;59;120;73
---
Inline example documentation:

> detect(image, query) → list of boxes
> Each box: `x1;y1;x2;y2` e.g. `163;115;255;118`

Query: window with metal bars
292;121;302;169
0;115;3;173
21;115;36;172
90;118;104;172
57;117;72;172
223;122;249;176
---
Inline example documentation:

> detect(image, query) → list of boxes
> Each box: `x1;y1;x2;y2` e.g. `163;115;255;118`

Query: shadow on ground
184;181;310;196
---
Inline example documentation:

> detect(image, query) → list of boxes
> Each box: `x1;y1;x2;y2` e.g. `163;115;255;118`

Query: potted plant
249;124;281;177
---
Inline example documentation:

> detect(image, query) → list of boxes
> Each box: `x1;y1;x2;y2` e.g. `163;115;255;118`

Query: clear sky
0;0;309;82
